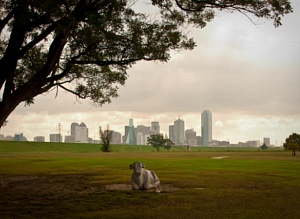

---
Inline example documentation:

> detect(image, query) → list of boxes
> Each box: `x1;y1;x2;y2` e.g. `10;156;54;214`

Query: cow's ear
129;164;133;169
142;164;145;168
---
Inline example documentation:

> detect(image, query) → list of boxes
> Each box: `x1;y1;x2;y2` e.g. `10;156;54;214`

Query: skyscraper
174;117;185;145
126;119;136;145
70;122;79;143
201;110;212;146
169;125;175;143
151;121;160;135
75;122;89;143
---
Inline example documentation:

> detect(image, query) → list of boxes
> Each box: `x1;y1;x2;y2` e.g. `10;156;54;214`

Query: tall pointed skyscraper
126;119;136;145
201;110;212;146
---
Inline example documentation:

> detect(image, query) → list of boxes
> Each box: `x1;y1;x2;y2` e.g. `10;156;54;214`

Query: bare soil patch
0;174;179;197
211;156;230;159
105;183;180;192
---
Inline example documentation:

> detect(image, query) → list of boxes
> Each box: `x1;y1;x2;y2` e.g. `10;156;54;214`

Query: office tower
14;133;24;141
71;122;79;143
174;117;185;145
136;125;150;145
151;122;160;135
185;129;197;146
169;125;175;143
126;119;136;145
50;134;62;142
75;122;89;143
111;131;122;144
201;110;212;146
263;137;270;146
34;136;45;142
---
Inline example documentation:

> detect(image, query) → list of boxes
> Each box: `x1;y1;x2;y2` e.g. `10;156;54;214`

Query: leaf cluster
147;134;174;151
283;133;300;156
99;125;113;152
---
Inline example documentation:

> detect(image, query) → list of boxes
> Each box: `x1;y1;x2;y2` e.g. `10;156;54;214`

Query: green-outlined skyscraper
126;119;136;145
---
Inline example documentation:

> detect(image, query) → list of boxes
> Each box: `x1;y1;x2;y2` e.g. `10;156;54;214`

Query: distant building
112;131;122;144
151;122;160;135
185;129;197;146
125;119;136;145
201;110;212;146
196;136;203;146
70;123;79;143
123;126;129;144
50;134;62;142
136;132;144;145
263;138;270;146
0;134;4;140
5;135;13;141
64;135;73;143
174;117;185;145
75;122;89;143
14;133;27;141
136;125;150;145
34;136;45;142
169;125;175;143
246;140;260;147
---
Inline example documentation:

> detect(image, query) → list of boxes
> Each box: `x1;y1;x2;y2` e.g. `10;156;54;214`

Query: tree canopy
283;133;300;156
99;125;113;152
147;134;174;151
0;0;293;127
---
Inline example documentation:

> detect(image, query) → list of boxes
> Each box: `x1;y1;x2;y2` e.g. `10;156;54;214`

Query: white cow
129;161;161;192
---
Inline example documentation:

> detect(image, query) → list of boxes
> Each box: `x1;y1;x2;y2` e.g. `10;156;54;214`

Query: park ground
0;141;300;219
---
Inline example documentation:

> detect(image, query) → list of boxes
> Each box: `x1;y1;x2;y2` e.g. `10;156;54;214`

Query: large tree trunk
0;100;20;128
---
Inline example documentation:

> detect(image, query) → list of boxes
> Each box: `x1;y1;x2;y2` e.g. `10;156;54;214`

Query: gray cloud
1;1;300;144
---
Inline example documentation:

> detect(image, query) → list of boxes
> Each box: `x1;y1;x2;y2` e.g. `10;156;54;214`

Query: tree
99;125;113;152
283;133;300;156
147;134;174;151
0;0;292;127
260;143;268;150
163;138;175;151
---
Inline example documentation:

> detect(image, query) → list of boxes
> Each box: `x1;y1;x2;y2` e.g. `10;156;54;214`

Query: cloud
215;121;224;127
1;1;300;145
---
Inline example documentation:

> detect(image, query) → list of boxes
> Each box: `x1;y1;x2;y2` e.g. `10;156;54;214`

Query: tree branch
0;9;14;33
18;22;58;59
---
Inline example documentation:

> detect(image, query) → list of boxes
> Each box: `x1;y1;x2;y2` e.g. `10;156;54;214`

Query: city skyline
0;1;299;145
1;114;276;146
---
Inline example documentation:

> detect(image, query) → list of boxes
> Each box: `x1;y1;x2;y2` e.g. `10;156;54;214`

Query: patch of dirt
0;175;180;197
105;183;180;192
211;156;230;159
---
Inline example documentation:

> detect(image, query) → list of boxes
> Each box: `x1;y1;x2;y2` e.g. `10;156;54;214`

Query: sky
1;1;300;145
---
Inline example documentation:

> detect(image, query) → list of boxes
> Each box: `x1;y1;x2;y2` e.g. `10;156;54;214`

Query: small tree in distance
260;143;268;150
147;134;174;151
99;125;113;152
283;133;300;156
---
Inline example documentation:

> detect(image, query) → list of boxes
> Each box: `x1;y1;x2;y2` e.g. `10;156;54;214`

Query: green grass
0;141;299;219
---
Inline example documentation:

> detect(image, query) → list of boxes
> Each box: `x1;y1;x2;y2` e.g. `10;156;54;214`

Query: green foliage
283;133;300;156
0;0;293;127
99;125;113;152
147;134;174;151
260;143;268;150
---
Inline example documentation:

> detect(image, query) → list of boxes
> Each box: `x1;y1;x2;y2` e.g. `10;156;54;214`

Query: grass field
1;141;300;218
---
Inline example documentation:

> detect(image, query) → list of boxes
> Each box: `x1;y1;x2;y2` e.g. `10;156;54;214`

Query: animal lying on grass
129;161;161;192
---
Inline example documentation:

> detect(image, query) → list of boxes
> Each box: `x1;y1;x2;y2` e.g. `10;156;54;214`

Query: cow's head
129;161;145;176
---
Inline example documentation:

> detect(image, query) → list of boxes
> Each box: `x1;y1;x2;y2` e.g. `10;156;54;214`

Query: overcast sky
1;1;300;145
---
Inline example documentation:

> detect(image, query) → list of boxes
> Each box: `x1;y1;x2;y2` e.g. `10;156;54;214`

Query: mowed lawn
0;142;300;219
